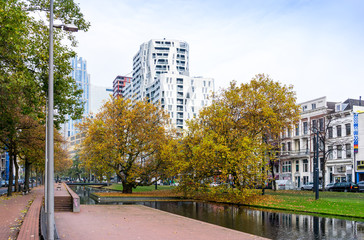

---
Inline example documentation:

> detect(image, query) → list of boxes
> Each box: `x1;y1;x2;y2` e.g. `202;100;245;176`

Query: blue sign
354;113;358;153
5;151;9;181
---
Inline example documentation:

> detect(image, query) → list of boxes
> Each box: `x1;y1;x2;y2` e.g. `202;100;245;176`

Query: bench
17;194;42;240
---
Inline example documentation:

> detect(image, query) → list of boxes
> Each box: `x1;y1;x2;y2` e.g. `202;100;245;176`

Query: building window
303;176;309;184
328;127;333;139
296;160;299;172
303;122;308;134
287;128;291;137
281;143;286;152
328;146;333;160
319;118;324;131
293;124;298;136
312;120;317;130
282;161;292;173
345;123;351;136
346;144;351;158
312;103;316;109
287;142;291;151
337;145;342;159
337;125;342;137
303;159;308;172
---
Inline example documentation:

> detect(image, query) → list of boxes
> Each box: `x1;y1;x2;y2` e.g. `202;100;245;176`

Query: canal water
71;185;364;240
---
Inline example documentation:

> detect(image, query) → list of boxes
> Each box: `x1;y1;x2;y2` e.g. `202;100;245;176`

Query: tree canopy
78;97;170;193
0;0;89;195
164;74;299;197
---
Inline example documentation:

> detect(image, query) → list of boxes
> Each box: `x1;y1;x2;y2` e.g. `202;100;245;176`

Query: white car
301;182;322;190
276;180;294;190
325;182;335;191
210;182;219;187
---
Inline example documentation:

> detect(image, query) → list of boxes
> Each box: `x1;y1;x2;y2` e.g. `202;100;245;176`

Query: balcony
335;166;346;174
280;149;310;158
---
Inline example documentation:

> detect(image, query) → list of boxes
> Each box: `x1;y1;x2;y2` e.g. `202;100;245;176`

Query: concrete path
55;205;268;240
54;182;70;198
0;186;43;240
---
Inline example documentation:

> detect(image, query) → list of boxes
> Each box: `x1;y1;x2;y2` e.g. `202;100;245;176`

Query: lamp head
63;24;78;32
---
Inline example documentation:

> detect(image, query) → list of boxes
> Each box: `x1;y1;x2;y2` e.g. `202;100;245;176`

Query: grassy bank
95;184;180;197
247;190;364;219
104;184;176;192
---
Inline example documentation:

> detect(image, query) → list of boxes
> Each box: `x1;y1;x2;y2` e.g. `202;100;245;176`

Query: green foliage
0;0;89;195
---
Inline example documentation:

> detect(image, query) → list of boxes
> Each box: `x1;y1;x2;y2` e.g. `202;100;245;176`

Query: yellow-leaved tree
164;74;299;200
78;97;169;193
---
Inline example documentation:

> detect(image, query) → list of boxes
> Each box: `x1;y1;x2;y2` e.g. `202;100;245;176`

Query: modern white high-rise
124;39;214;129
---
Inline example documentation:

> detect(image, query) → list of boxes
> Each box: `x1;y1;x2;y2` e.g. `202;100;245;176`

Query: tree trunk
269;160;277;191
40;171;44;185
7;153;14;197
24;158;31;193
14;155;19;192
322;159;326;191
122;181;133;193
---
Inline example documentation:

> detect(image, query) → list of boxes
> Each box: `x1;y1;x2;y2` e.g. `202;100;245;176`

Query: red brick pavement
55;205;268;240
0;186;43;240
17;193;43;240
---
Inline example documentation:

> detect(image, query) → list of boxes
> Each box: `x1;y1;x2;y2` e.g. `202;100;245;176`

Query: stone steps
55;196;73;212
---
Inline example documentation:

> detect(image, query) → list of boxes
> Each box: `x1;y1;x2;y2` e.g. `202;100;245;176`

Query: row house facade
277;97;364;188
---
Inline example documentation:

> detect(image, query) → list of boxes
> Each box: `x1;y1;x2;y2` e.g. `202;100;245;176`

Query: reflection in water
142;201;364;240
71;186;364;240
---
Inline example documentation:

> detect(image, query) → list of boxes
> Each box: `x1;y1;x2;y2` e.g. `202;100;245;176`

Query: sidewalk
55;205;268;240
0;186;43;240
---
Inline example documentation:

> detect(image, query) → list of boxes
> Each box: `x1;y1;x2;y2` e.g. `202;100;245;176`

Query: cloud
74;0;364;102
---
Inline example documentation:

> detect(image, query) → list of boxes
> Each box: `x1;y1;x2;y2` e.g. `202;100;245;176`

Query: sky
73;0;364;103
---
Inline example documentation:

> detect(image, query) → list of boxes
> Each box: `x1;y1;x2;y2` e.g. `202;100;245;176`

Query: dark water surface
71;185;364;240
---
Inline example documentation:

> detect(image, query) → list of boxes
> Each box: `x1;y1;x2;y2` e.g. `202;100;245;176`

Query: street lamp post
47;1;77;238
313;128;319;200
47;0;55;238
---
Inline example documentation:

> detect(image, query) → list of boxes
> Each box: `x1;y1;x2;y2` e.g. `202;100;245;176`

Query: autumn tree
165;74;299;197
78;97;169;193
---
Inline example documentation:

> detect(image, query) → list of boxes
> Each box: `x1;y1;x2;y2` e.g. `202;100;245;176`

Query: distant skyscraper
64;56;90;137
113;75;132;98
124;39;214;129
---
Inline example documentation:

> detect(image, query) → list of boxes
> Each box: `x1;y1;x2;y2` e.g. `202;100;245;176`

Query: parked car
0;180;5;187
210;182;219;187
357;181;364;192
301;182;322;191
330;182;359;192
325;182;335;191
276;180;294;190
